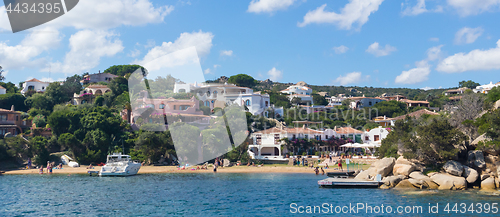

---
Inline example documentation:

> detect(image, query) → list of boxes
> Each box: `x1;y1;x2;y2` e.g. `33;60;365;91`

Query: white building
248;126;370;160
327;94;348;106
21;78;51;96
72;85;112;105
473;82;500;94
173;82;270;116
280;82;313;104
0;85;5;95
363;126;389;143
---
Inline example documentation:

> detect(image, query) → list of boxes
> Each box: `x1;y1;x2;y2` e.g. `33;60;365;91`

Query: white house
327;94;348;106
349;96;387;109
20;78;51;96
474;81;500;94
0;85;5;95
248;126;367;160
173;82;270;116
72;85;112;105
363;126;389;143
80;72;118;84
280;82;314;104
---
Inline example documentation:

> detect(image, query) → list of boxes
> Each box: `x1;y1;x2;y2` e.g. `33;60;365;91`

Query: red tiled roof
0;108;20;113
286;127;323;134
335;127;363;134
399;99;429;104
253;127;287;134
26;78;42;82
0;85;5;89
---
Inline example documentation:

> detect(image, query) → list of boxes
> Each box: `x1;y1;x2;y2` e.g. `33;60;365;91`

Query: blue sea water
1;173;499;216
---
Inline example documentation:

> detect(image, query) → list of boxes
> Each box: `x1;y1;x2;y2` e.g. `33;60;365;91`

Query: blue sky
0;0;500;90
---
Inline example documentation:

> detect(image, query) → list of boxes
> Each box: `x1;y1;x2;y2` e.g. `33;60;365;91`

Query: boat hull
99;164;141;177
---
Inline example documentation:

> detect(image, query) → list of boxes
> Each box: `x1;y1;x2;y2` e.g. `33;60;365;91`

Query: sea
1;173;499;216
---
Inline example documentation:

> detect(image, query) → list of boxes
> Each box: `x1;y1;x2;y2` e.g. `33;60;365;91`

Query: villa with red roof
20;78;51;96
280;81;313;104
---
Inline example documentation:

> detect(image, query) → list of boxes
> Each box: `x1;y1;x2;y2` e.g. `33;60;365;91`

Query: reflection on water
1;173;499;216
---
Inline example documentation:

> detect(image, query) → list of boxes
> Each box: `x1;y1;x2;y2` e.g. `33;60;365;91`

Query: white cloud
401;0;443;16
46;0;173;30
333;45;349;54
426;45;443;61
395;61;431;84
394;45;442;84
421;86;433;91
334;72;366;85
0;27;61;70
366;42;397;57
204;68;212;74
47;30;124;73
135;31;214;70
213;64;221;69
429;37;439;42
298;0;384;30
447;0;500;16
437;39;500;73
247;0;296;14
128;49;141;58
267;67;283;81
220;50;233;56
454;27;483;44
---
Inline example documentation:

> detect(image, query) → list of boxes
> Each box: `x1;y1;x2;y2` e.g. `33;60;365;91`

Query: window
256;134;262;145
265;101;269;107
325;135;328;139
178;89;186;93
42;86;45;90
365;136;369;141
245;100;251;106
0;114;7;121
374;135;380;141
274;134;280;144
146;104;155;109
159;104;165;109
206;91;211;97
205;101;210;107
173;105;177;110
179;105;191;110
16;115;18;121
369;101;372;106
213;91;218;97
292;135;296;140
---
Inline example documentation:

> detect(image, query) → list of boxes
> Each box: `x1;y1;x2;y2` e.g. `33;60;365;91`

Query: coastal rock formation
481;174;490;181
354;169;373;180
394;179;417;189
382;175;405;188
431;173;467;190
443;160;464;177
481;177;496;189
409;172;439;189
463;166;479;184
393;164;415;177
369;157;395;177
467;150;486;169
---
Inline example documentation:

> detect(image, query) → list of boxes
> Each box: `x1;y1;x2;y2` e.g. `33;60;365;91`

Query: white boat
99;153;141;176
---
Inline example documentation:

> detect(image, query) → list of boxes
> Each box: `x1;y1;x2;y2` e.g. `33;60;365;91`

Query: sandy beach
2;164;371;175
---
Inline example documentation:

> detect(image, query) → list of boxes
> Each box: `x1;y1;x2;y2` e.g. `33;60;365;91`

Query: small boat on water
318;178;381;188
99;153;141;177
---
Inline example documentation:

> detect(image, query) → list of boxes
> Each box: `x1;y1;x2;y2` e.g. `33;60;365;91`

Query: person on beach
321;167;325;175
338;159;343;171
329;156;332;163
47;162;52;174
39;167;43;174
314;167;319;175
27;158;32;169
213;164;217;173
325;163;328;169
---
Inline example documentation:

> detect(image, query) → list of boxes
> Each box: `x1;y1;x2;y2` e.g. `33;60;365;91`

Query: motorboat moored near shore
99;153;141;176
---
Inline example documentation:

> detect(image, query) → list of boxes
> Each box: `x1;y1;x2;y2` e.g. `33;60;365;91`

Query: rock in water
409;172;439;189
393;164;415;177
467;150;486;169
443;160;464;177
481;177;496;190
481;174;490;181
382;175;405;188
369;157;396;178
355;169;373;180
463;166;479;184
431;173;467;190
394;179;417;189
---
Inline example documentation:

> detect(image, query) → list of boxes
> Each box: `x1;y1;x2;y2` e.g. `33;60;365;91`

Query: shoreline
2;165;364;175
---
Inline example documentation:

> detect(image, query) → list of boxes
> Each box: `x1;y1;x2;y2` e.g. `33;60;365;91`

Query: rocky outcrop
381;175;405;188
467;150;486;169
409;172;439;189
393;164;415;177
394;179;417;189
481;177;496;190
354;169;373;180
430;173;467;190
443;160;464;176
463;166;479;184
481;174;490;181
369;157;395;177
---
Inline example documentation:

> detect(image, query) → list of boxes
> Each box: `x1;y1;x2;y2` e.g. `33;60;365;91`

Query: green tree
33;114;47;128
30;136;50;166
0;93;28;111
103;65;143;77
227;74;258;88
459;80;480;89
25;93;53;111
62;74;83;95
45;82;71;105
0;81;19;93
486;87;500;105
371;100;407;118
0;66;4;81
312;93;328;106
109;76;129;97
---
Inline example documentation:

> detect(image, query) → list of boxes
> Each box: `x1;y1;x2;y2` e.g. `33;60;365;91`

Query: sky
0;0;500;90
